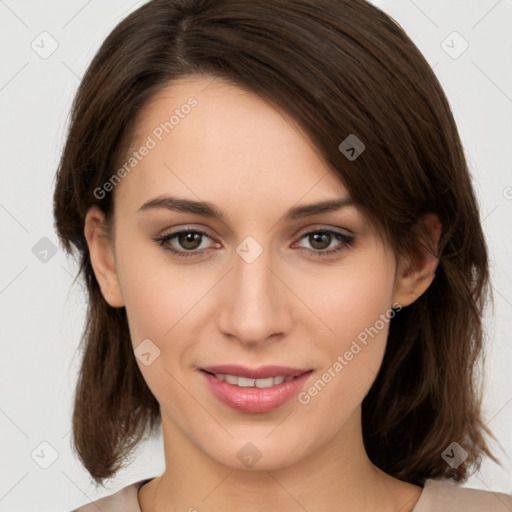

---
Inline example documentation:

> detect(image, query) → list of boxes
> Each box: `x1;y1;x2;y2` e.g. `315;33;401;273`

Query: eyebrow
137;195;357;221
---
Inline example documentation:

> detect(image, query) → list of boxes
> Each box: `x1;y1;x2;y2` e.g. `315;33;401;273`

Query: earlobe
393;213;442;308
84;205;125;308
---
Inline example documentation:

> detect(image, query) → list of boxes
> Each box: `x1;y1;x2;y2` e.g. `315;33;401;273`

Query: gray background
0;0;511;510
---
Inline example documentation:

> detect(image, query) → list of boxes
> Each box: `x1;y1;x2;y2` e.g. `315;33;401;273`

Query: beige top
72;477;512;511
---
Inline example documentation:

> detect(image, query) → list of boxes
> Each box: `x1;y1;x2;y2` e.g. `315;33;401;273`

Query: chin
201;433;313;472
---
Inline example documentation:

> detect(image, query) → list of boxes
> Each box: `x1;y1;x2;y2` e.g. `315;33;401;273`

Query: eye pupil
310;232;331;250
179;232;201;250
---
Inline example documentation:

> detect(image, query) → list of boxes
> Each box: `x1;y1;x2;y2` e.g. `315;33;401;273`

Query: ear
393;212;442;308
84;205;125;308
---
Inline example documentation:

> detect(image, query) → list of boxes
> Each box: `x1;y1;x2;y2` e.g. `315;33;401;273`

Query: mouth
199;366;314;413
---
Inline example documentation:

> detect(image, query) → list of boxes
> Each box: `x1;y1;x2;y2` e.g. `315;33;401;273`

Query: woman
53;0;512;510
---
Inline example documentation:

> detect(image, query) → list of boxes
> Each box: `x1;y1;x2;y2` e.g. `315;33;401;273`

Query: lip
200;364;311;379
200;368;314;414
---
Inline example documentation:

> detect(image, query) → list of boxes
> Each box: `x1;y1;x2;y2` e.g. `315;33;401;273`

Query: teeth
224;374;238;385
214;374;292;388
238;376;256;387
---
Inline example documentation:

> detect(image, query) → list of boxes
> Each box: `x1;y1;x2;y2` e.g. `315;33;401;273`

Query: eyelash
152;228;355;259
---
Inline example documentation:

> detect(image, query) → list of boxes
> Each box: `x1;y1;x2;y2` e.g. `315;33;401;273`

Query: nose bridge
218;236;289;344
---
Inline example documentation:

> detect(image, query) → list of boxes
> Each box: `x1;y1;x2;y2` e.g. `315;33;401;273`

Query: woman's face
91;76;407;470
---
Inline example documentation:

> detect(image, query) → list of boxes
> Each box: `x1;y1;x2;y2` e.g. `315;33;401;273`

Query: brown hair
53;0;501;487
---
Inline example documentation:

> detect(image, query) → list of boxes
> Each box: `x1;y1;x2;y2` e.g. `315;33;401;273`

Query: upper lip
200;365;312;379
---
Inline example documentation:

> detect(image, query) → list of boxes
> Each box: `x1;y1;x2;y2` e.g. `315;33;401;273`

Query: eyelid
293;223;355;237
157;225;219;241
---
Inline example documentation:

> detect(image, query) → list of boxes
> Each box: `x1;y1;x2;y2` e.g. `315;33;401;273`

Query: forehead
115;76;351;216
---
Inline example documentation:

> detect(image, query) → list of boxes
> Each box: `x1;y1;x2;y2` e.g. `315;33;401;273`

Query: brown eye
177;232;203;250
308;232;332;250
295;229;355;257
152;229;218;259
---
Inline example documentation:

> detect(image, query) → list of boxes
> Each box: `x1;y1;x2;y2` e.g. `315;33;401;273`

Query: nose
216;241;293;347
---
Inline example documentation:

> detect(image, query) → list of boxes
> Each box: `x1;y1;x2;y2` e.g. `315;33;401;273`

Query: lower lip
200;370;314;413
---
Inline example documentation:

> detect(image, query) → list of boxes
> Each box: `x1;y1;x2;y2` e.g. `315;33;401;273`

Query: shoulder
71;478;151;512
414;478;512;512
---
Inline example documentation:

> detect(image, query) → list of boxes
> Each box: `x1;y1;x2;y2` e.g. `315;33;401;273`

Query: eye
152;227;355;259
152;228;219;259
293;229;355;257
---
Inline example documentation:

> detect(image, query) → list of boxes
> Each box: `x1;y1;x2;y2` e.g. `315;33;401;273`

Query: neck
143;406;421;512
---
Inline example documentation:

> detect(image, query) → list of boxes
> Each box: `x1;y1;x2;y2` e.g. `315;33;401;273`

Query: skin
84;76;441;512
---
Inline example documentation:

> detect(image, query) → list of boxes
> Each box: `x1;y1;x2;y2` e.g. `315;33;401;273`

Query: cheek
113;242;202;407
114;230;194;348
312;247;396;347
301;249;395;405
